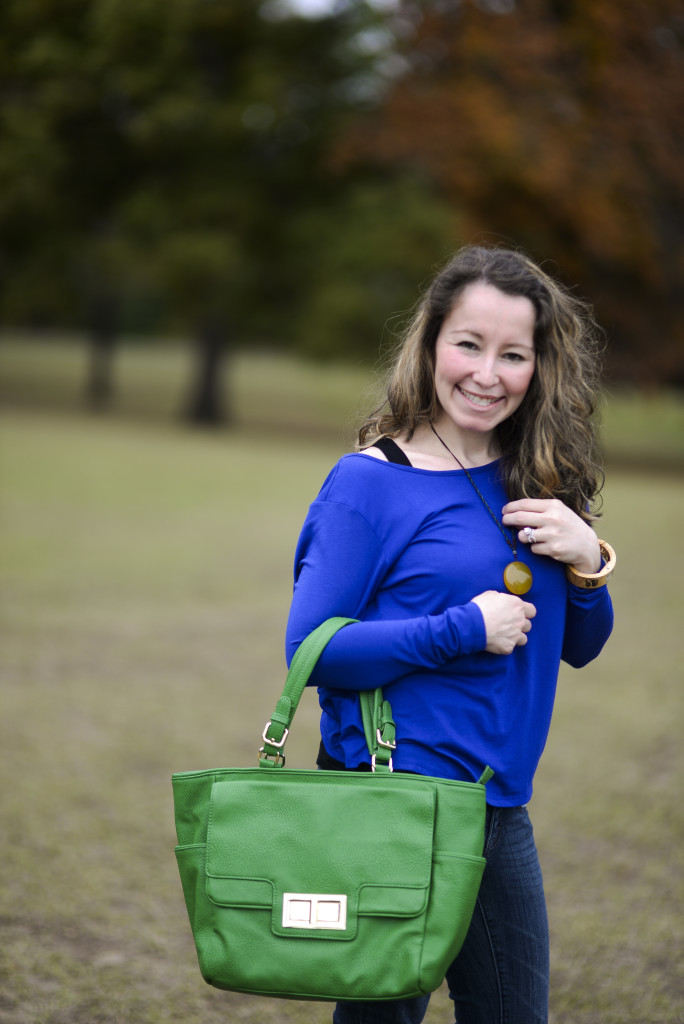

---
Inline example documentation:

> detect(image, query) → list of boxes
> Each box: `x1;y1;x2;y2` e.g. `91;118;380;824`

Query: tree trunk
86;291;119;410
186;316;230;426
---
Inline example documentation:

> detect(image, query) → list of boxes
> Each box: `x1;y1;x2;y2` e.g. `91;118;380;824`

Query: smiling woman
285;245;614;1024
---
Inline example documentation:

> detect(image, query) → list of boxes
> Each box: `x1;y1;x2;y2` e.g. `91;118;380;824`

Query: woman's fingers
471;592;537;654
502;500;600;570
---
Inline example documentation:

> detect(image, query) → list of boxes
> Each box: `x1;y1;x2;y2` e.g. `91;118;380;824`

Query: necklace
430;423;533;595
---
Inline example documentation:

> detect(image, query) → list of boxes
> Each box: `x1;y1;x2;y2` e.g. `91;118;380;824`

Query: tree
334;0;684;386
0;0;146;403
0;0;395;420
291;172;459;360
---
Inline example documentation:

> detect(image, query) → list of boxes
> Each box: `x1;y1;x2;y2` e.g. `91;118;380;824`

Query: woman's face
433;282;537;439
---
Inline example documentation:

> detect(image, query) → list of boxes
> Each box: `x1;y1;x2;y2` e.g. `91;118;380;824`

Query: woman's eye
457;340;478;351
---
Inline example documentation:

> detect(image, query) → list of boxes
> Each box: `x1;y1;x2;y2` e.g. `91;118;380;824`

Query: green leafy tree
0;0;394;420
292;173;459;361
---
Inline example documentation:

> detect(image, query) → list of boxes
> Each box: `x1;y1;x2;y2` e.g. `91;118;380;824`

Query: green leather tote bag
172;617;492;1002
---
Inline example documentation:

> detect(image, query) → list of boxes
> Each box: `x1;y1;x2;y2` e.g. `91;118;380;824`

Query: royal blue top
285;452;613;806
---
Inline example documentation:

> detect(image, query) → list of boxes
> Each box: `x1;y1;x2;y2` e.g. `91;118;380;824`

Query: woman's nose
471;357;498;388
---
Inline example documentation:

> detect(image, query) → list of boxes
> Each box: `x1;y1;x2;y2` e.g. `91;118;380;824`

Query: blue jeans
332;806;549;1024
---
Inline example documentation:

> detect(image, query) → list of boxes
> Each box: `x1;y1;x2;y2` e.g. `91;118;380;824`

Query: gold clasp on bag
282;893;347;931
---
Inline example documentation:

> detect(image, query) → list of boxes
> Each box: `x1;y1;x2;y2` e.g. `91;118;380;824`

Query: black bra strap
371;436;413;466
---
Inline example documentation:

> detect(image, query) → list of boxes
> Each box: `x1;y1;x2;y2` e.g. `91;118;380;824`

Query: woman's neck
425;418;500;468
397;420;501;471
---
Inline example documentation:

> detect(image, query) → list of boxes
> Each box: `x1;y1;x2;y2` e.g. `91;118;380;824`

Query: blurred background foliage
0;0;683;424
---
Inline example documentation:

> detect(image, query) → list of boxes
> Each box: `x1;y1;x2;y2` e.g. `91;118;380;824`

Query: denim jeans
332;805;549;1024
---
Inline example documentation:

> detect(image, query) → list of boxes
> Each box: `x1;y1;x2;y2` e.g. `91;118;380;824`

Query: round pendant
503;560;533;595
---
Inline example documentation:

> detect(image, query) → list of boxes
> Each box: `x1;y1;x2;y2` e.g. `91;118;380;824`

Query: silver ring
523;527;536;544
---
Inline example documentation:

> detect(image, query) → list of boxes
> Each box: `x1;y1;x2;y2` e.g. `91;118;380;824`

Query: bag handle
259;617;394;771
259;616;492;784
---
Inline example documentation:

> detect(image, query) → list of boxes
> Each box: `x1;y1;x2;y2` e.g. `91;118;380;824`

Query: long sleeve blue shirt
286;453;613;806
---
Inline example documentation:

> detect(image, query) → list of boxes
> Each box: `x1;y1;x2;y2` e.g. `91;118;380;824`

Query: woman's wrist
566;540;616;589
569;534;602;574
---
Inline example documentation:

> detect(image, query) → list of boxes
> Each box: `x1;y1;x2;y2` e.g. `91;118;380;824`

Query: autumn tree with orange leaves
336;0;684;386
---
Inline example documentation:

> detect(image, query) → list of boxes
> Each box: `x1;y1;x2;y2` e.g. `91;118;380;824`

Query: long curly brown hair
357;246;605;521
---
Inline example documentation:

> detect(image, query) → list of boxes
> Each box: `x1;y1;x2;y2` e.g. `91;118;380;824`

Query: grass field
0;341;683;1023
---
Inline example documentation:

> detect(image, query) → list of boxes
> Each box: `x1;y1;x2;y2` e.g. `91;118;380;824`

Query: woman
285;245;614;1024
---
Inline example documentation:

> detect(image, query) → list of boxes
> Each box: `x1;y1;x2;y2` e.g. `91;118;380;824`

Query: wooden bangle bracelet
565;540;616;589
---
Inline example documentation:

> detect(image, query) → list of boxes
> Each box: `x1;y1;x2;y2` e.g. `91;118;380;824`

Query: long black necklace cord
429;422;518;557
429;421;534;595
429;423;534;595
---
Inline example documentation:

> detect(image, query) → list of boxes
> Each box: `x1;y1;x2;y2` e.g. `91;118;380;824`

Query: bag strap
359;688;396;773
259;617;354;766
259;616;492;784
259;616;396;771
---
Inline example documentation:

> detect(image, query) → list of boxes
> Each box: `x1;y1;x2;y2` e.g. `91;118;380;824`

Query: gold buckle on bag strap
258;721;289;766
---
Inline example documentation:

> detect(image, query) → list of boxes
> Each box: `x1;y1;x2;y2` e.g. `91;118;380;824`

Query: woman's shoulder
313;451;419;517
319;451;395;494
307;453;427;553
360;446;389;462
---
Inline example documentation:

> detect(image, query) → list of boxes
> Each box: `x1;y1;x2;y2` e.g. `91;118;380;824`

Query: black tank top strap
371;436;413;466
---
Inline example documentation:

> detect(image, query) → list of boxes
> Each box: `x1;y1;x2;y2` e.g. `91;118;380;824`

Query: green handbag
172;617;492;1002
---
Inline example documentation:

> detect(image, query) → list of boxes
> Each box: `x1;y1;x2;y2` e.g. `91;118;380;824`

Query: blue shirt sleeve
561;580;614;667
286;500;487;689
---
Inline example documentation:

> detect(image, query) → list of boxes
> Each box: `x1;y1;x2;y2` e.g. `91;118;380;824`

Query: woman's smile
456;385;504;408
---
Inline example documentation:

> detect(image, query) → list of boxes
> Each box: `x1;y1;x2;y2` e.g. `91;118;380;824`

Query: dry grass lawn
0;404;682;1024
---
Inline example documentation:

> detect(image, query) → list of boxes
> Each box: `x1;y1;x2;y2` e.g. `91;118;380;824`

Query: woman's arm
561;583;614;667
286;500;487;689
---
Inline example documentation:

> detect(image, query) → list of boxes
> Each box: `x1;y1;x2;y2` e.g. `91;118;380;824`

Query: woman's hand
502;498;601;573
471;591;536;655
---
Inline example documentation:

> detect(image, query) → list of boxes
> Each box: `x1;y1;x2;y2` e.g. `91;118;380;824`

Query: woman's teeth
459;388;500;407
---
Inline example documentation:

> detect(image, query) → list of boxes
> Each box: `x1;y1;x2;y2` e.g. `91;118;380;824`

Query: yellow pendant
504;561;533;595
